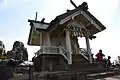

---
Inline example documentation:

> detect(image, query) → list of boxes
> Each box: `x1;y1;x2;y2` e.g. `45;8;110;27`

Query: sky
0;0;120;62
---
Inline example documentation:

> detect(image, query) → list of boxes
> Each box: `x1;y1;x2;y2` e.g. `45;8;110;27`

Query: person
96;49;105;62
106;56;111;68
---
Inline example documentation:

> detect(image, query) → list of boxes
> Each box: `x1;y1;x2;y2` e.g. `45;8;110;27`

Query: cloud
0;0;8;6
0;0;4;3
4;0;8;5
24;0;32;2
0;0;7;6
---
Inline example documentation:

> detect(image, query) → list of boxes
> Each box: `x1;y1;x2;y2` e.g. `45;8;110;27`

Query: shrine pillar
85;37;92;63
46;32;51;46
65;28;72;64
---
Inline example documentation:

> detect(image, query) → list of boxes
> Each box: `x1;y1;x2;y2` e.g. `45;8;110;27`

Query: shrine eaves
28;2;106;46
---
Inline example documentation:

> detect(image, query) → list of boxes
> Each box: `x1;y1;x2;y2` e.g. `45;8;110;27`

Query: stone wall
34;54;68;72
44;71;86;80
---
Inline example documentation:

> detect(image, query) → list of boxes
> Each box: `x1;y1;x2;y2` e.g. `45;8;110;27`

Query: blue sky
0;0;120;61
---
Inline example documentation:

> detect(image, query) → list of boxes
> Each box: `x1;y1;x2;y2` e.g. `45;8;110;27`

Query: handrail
59;46;72;64
79;48;87;54
59;46;70;64
35;46;88;64
59;46;68;53
79;48;89;60
35;46;70;64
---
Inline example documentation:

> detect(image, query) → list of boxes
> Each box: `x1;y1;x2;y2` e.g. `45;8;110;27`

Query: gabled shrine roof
27;2;106;46
28;3;106;32
47;4;106;31
28;20;49;30
27;20;50;45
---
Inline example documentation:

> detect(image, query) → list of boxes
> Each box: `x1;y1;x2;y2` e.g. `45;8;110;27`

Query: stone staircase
72;54;89;63
68;54;119;79
33;46;119;80
69;63;103;71
86;68;119;80
33;52;119;80
69;54;96;71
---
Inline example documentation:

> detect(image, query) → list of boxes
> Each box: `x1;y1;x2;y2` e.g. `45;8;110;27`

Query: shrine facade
27;2;106;71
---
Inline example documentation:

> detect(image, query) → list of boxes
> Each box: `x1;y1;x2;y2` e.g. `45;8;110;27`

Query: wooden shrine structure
27;2;106;72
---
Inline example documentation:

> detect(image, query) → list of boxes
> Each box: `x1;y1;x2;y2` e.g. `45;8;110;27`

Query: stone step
83;68;117;74
72;54;89;63
86;70;119;80
56;64;107;74
55;66;68;71
69;63;104;72
70;68;107;74
83;68;107;74
72;59;89;63
43;71;86;80
72;54;86;59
